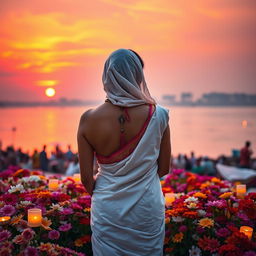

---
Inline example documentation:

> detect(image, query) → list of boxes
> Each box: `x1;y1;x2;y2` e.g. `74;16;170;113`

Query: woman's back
81;102;154;157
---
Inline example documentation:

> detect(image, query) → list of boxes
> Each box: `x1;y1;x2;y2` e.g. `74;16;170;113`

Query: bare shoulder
79;104;108;127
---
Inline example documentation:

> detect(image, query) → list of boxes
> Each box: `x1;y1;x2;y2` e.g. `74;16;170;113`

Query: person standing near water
77;49;171;255
240;141;253;168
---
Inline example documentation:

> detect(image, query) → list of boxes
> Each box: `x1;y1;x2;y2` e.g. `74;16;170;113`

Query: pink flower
58;223;72;232
48;230;60;240
24;246;39;256
244;252;256;256
12;234;25;245
22;228;35;241
178;225;187;233
0;205;16;216
0;230;11;242
61;208;74;215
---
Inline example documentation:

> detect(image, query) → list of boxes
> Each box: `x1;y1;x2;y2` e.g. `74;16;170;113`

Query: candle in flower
240;226;253;240
28;208;42;227
0;216;10;225
48;179;59;190
236;184;246;198
73;173;81;183
165;193;175;207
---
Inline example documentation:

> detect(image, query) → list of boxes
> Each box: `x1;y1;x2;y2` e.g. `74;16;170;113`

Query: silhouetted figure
32;149;40;169
66;154;80;176
65;144;74;161
240;141;253;168
39;145;48;171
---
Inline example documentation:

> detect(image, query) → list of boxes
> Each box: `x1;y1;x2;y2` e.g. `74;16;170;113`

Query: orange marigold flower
37;191;52;199
219;192;233;199
10;214;24;225
198;217;214;228
211;177;221;183
75;239;84;247
164;237;170;244
172;232;184;243
162;187;173;193
193;192;207;199
183;211;198;218
165;217;170;224
39;243;53;251
41;217;52;230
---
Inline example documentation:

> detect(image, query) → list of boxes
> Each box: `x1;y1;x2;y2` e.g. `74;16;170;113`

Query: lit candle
0;216;10;225
28;208;42;227
73;173;81;183
236;184;246;198
240;226;253;240
48;179;59;190
165;193;175;207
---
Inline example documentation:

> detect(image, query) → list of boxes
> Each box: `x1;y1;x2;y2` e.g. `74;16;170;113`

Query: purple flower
0;230;11;242
215;227;230;237
237;212;249;222
48;230;60;240
58;223;72;232
24;246;39;256
61;208;74;215
0;205;16;216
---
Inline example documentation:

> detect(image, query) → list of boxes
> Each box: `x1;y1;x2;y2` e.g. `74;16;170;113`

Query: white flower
50;203;64;211
197;209;206;217
21;175;41;183
185;196;198;203
8;184;25;193
20;201;32;206
189;246;202;256
172;216;184;223
220;188;230;193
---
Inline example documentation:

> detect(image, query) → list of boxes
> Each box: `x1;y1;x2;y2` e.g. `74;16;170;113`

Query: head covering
103;49;156;107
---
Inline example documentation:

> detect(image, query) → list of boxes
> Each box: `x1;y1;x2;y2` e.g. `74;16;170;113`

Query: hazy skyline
0;0;256;102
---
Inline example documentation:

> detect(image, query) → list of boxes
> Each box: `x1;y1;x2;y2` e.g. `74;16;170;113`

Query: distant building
162;95;176;105
180;92;193;104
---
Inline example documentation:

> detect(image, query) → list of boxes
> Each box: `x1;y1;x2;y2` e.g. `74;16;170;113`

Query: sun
45;88;56;97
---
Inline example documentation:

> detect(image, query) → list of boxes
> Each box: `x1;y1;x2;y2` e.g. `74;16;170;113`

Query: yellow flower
219;192;233;199
172;232;184;243
193;192;207;199
41;217;52;230
187;202;197;209
198;217;214;228
84;208;91;212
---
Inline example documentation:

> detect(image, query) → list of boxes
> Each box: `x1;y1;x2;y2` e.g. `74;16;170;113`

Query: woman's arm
77;112;95;196
157;124;171;177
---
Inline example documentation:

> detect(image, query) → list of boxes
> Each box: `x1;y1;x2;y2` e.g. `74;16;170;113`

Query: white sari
91;104;169;256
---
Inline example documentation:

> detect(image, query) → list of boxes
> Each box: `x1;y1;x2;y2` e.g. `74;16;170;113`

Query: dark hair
245;141;251;147
128;49;144;68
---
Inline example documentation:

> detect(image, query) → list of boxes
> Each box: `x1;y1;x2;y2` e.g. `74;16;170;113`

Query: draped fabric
103;49;156;107
91;105;169;256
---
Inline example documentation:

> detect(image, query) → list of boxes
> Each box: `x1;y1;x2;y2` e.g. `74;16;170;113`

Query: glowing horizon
0;0;255;102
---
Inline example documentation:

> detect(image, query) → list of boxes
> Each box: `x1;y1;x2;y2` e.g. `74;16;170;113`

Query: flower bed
0;167;255;256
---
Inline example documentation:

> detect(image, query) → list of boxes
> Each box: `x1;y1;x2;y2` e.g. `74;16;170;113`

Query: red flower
79;217;90;225
198;236;220;253
226;231;255;251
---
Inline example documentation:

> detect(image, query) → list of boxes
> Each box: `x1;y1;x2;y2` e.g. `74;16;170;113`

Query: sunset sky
0;0;256;102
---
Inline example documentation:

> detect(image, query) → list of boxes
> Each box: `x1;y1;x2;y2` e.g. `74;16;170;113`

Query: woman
77;49;171;255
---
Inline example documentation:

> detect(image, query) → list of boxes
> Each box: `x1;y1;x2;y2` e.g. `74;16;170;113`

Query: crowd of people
0;140;255;176
0;141;81;176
